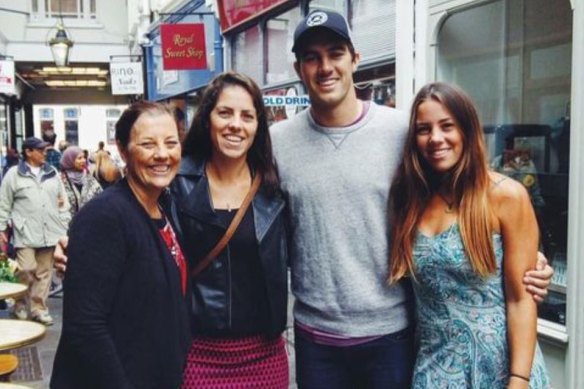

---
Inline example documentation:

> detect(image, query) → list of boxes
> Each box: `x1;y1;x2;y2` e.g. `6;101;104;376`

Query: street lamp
48;0;73;67
49;23;73;67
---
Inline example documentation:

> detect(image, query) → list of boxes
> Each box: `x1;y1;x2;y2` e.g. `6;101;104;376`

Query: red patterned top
159;219;187;295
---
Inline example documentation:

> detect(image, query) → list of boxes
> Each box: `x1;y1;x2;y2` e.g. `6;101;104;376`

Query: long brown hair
389;82;495;283
182;71;279;196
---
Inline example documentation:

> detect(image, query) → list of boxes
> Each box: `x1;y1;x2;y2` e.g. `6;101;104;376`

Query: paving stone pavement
2;290;298;388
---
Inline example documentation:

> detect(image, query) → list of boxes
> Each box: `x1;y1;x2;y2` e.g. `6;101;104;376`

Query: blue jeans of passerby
294;327;415;389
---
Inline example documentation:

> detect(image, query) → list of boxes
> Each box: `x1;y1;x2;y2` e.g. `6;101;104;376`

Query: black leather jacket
170;156;288;338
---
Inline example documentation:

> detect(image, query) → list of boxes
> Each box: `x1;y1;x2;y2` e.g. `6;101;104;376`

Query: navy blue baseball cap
22;137;49;152
291;9;353;54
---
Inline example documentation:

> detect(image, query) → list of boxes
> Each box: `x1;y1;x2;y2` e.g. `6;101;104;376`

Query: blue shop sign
263;95;310;107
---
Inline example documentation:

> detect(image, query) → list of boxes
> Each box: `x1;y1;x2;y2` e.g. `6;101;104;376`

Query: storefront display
435;0;572;328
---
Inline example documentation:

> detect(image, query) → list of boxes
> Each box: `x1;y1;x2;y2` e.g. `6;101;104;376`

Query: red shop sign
160;24;207;70
217;0;291;33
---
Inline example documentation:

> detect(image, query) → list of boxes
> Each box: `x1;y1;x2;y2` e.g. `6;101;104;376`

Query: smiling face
294;30;360;113
73;152;86;171
120;112;181;199
415;99;464;174
209;85;258;164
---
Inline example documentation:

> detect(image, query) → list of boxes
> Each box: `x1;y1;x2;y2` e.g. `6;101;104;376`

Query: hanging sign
217;0;290;33
0;60;15;95
109;62;144;95
160;24;207;70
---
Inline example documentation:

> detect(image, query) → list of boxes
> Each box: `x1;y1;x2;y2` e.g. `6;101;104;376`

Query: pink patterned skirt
181;334;289;388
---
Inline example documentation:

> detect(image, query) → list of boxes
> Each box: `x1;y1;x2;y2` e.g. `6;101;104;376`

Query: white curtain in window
350;0;396;61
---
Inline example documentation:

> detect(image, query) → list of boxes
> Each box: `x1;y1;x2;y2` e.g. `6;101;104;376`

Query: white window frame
30;0;96;21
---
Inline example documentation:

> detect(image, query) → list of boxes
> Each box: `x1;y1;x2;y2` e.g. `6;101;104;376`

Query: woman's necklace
437;192;456;214
206;163;250;211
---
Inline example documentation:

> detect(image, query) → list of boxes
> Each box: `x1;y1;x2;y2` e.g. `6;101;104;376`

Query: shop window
14;110;23;141
0;103;7;168
266;7;302;84
0;104;7;135
353;63;396;106
437;0;572;326
14;107;23;151
264;86;309;125
309;0;347;16
40;108;54;139
105;109;121;145
40;108;53;119
64;108;79;145
349;0;395;61
30;0;96;20
232;26;262;85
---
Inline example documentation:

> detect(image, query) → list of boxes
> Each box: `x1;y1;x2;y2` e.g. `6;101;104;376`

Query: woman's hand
54;236;69;277
507;375;530;389
523;252;554;303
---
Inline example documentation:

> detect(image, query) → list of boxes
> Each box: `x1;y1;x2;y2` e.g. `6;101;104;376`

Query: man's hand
523;251;554;303
54;236;69;277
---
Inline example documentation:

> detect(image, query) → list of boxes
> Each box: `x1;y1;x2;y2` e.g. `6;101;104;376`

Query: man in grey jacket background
0;137;70;325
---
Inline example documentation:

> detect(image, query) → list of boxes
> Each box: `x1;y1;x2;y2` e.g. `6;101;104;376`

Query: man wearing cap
0;137;70;325
270;9;553;388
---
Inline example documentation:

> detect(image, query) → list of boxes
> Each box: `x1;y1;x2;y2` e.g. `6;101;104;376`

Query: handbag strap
191;172;262;278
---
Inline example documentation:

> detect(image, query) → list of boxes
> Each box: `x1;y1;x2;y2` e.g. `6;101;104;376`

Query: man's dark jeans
294;327;415;389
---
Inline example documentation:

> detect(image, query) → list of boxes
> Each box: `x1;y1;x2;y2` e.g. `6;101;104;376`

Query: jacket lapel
122;179;183;299
177;158;222;229
253;190;285;243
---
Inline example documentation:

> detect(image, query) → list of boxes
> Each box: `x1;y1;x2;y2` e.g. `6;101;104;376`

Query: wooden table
0;383;33;388
0;320;46;352
0;283;26;300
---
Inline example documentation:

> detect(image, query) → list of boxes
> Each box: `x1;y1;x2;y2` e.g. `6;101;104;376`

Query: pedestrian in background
42;131;62;172
51;101;190;389
172;71;289;388
59;146;103;222
57;140;69;153
95;140;106;157
0;137;70;325
388;82;550;388
1;148;19;182
90;151;122;190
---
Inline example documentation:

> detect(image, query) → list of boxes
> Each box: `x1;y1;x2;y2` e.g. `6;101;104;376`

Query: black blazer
51;179;191;389
171;156;288;338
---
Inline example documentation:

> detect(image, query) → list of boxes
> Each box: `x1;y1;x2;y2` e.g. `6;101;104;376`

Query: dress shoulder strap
490;175;508;190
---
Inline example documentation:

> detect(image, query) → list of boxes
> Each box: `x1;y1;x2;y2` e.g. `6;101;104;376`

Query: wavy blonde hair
92;151;122;184
389;82;495;283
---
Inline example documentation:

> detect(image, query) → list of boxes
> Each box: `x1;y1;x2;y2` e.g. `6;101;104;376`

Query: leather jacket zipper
227;244;233;329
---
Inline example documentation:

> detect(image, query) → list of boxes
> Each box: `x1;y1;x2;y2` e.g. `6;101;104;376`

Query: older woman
171;72;289;388
51;101;190;389
60;146;102;220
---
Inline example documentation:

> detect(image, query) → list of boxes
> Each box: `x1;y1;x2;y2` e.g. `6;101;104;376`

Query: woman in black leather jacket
171;72;289;388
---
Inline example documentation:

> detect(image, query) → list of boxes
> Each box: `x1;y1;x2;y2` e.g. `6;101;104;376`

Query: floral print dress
411;223;550;388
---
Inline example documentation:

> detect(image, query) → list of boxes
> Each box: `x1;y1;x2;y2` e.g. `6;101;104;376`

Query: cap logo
306;11;328;27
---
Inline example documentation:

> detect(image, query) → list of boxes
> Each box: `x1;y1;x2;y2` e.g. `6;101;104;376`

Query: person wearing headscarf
60;146;102;221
